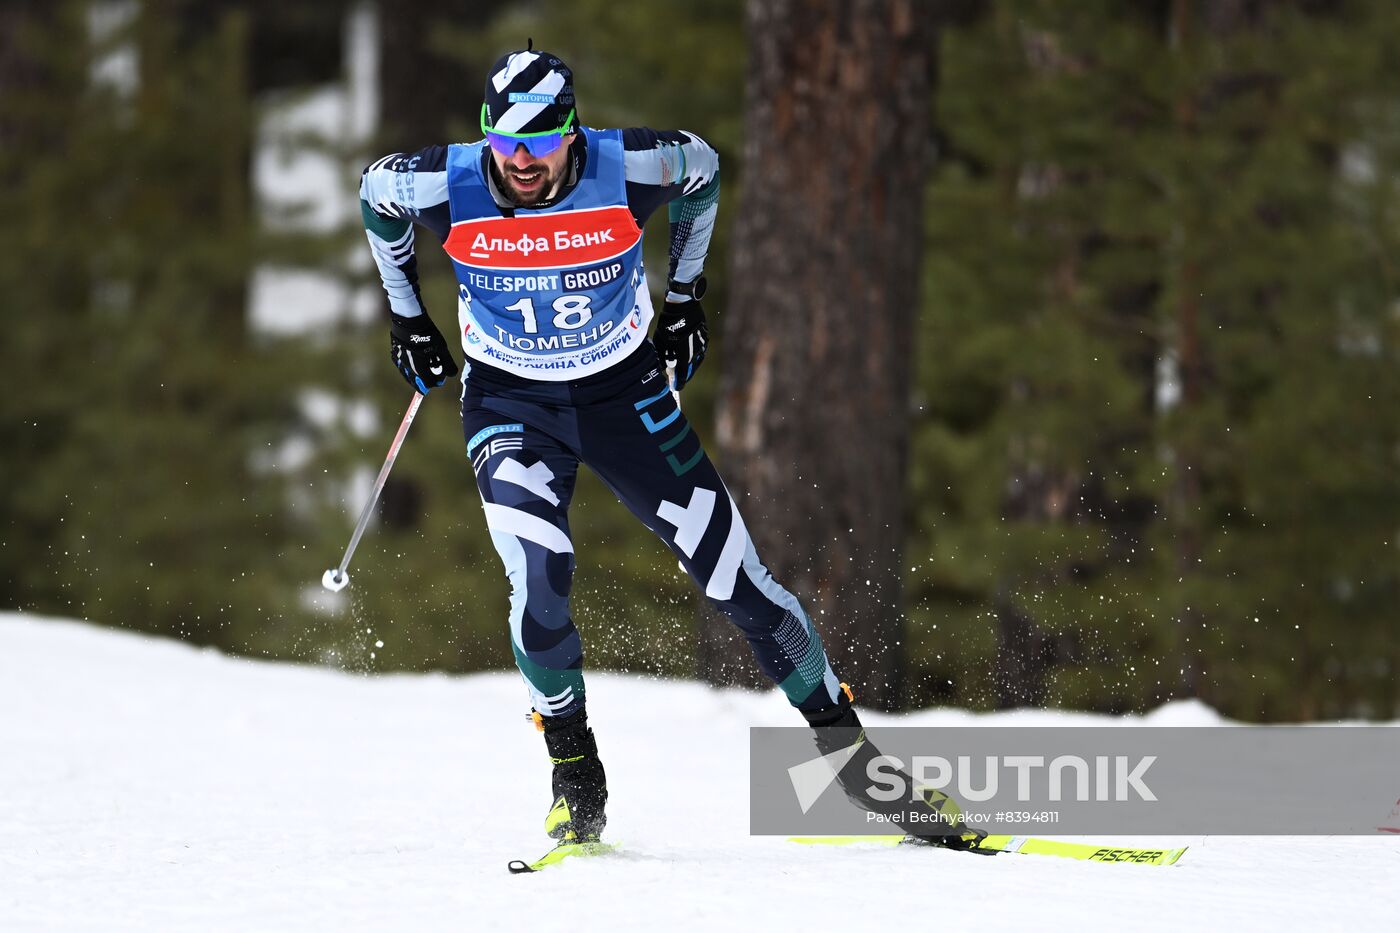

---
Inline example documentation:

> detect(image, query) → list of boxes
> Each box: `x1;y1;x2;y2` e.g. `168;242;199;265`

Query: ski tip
508;840;619;874
978;834;1191;866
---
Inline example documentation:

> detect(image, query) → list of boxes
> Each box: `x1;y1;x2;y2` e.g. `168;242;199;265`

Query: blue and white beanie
482;45;577;135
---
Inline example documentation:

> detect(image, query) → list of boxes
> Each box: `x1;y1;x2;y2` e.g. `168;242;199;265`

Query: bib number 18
504;295;593;335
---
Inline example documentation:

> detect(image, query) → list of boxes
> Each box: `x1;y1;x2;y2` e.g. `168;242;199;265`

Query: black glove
653;300;708;391
389;311;458;394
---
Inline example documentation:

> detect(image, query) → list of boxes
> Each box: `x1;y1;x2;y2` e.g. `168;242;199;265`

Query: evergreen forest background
3;0;1398;721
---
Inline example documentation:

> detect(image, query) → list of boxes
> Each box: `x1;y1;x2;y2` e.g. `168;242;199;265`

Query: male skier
359;46;966;855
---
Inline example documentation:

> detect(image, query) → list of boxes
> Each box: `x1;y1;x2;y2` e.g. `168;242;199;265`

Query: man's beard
494;159;564;206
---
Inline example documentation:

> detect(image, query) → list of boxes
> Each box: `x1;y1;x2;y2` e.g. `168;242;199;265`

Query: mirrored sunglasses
481;106;576;158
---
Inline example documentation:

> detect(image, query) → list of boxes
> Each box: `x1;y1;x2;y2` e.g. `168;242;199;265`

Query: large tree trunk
701;0;932;709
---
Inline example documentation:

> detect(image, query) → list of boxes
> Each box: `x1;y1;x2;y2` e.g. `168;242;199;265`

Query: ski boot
507;709;613;874
803;686;985;852
536;707;608;843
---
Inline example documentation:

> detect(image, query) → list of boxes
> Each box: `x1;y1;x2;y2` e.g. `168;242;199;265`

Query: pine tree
909;0;1400;719
0;2;303;650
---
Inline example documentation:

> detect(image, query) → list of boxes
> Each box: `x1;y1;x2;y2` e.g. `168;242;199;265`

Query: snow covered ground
1;613;1393;932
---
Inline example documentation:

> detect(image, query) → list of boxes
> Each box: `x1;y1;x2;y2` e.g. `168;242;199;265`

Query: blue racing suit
360;127;843;718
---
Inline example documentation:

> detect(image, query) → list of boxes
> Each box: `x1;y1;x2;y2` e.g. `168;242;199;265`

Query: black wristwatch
666;275;707;301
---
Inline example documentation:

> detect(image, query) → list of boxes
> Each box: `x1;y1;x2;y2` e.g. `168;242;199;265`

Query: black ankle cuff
543;711;599;762
802;695;859;729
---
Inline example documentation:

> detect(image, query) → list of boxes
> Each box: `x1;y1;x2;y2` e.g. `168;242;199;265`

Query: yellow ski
789;834;1187;866
507;840;618;874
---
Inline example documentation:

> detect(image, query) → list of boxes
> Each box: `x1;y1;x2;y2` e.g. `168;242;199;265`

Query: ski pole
321;391;425;592
666;363;680;404
666;363;685;574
